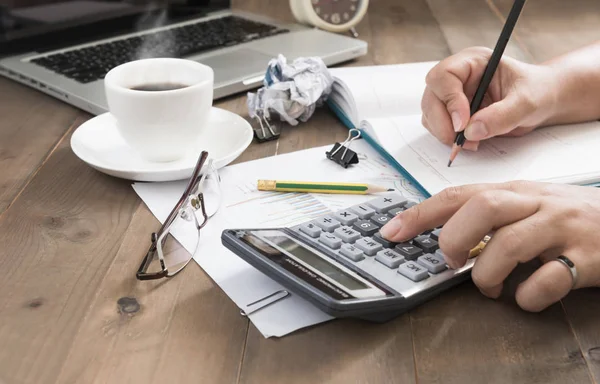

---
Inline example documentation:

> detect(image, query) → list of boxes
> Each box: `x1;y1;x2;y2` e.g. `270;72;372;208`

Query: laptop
0;0;368;116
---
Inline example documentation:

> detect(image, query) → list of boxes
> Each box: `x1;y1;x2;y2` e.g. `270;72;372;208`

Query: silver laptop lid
0;0;230;57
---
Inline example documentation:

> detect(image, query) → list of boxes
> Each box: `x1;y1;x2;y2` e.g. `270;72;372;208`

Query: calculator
221;193;480;322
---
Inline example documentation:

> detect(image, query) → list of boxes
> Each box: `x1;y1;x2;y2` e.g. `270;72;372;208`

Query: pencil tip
448;143;461;167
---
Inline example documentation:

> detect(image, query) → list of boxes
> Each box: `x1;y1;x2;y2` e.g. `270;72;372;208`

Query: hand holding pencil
419;0;558;166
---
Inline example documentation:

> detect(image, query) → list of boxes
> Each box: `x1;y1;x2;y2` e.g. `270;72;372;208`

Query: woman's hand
421;47;559;150
380;181;600;312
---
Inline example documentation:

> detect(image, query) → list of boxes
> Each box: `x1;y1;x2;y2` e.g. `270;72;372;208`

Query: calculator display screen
237;230;383;300
263;234;369;291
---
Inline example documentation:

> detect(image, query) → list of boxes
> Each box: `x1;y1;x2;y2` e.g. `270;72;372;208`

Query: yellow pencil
257;179;394;195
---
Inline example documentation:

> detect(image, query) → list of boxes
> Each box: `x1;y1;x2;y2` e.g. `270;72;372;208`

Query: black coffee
130;83;189;91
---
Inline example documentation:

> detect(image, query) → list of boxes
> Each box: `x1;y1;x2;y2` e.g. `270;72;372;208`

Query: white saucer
71;107;254;182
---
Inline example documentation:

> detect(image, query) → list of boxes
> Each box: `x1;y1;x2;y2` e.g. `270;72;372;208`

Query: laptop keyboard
30;16;288;84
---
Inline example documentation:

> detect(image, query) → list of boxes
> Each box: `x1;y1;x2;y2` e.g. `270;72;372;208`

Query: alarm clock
290;0;369;34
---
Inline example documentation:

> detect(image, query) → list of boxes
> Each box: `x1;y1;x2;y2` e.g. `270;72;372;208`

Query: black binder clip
326;128;361;168
252;112;281;143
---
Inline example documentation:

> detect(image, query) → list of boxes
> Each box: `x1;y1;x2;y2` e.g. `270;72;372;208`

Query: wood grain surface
1;1;599;383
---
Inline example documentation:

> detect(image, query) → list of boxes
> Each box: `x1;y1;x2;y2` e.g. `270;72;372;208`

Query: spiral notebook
327;61;600;198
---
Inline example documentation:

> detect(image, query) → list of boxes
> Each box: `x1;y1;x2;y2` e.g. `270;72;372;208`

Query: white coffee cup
104;58;214;162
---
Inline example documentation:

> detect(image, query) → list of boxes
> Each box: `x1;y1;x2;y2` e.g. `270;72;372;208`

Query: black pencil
448;0;527;167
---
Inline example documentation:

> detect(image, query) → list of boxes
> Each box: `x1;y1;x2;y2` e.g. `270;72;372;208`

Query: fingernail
465;121;488;140
380;217;402;240
463;141;480;151
451;112;462;132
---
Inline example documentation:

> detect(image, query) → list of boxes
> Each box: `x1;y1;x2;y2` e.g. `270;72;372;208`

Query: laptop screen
1;0;230;55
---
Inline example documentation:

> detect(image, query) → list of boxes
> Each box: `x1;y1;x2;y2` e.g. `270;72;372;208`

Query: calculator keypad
417;253;447;273
370;213;392;227
388;207;404;216
349;204;376;219
319;232;342;249
413;235;439;253
340;244;365;262
313;216;341;232
375;249;405;268
394;243;423;260
366;195;406;212
398;261;430;282
299;222;321;238
430;228;442;240
287;194;465;297
372;232;396;248
333;210;359;225
354;237;383;256
334;226;361;243
353;220;379;236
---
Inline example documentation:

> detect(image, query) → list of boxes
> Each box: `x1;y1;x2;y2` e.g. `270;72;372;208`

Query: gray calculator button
334;226;361;243
398;261;429;281
354;237;383;256
349;204;376;219
375;249;405;268
388;207;405;216
319;232;342;249
340;244;365;261
373;232;397;248
313;216;341;232
370;213;392;227
299;222;321;238
405;201;417;209
430;228;442;240
394;243;424;260
418;253;447;273
413;235;439;253
366;195;407;212
353;220;379;236
333;210;359;225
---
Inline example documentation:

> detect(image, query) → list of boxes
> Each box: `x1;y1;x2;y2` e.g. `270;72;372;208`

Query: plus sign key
366;195;406;213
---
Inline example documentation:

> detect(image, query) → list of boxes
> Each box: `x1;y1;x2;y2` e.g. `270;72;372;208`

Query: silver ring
555;255;578;289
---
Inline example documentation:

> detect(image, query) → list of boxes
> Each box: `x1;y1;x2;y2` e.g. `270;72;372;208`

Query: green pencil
257;179;393;195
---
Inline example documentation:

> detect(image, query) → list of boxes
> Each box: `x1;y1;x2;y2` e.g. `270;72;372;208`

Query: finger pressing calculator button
413;235;439;253
340;243;365;261
398;261;429;282
375;249;405;268
349;204;376;219
430;228;442;241
319;232;342;249
333;210;359;225
353;220;379;236
373;232;397;248
313;216;341;232
354;237;383;256
299;222;321;238
417;253;447;273
394;243;423;260
334;226;361;243
366;195;406;213
370;213;392;227
388;207;405;216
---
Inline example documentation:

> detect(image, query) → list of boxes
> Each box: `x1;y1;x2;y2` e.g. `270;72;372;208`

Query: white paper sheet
132;140;426;338
364;115;600;195
329;61;438;126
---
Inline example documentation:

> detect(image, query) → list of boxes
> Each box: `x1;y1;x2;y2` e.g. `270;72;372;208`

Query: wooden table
2;1;600;383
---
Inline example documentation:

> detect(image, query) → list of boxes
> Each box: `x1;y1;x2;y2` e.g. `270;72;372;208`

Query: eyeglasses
136;150;221;280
